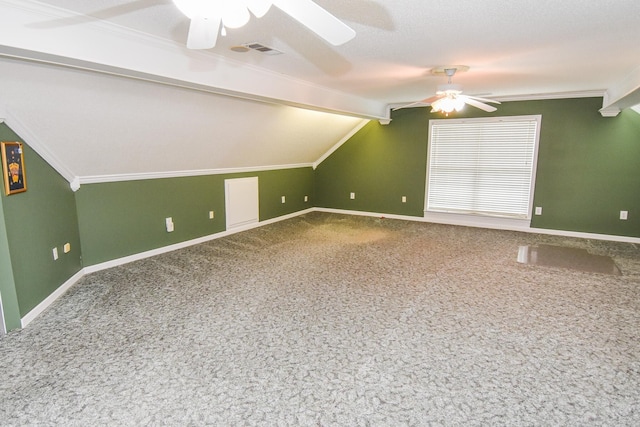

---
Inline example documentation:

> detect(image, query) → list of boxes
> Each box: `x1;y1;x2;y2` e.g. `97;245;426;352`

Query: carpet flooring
1;212;639;426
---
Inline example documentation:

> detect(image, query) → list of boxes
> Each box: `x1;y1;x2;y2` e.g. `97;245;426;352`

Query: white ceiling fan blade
464;94;501;104
272;0;355;46
461;96;498;112
187;15;221;49
246;0;273;18
393;95;442;111
393;101;429;111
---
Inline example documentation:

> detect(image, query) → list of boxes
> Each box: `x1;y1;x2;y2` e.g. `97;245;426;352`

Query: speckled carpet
1;212;639;426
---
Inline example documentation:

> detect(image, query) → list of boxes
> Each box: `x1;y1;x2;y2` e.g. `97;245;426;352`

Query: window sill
423;211;532;232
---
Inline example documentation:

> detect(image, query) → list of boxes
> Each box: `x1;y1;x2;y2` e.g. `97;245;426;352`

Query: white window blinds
427;116;540;219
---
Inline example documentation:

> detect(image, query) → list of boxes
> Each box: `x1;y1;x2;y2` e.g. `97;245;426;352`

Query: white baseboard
22;208;314;329
19;206;638;329
314;207;640;244
0;293;6;335
84;208;314;274
527;227;640;244
21;269;85;328
314;207;423;222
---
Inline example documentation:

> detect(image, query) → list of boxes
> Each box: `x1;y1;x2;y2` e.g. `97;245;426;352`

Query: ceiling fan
394;67;500;114
172;0;356;49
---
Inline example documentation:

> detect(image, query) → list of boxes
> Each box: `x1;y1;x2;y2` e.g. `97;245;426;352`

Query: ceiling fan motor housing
436;83;463;95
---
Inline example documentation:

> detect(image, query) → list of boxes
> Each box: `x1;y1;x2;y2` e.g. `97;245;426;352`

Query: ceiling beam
600;65;640;117
0;0;389;121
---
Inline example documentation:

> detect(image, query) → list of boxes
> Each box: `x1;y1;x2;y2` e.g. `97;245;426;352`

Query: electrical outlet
281;196;286;204
304;195;308;202
620;210;628;220
535;206;543;215
350;192;355;200
165;217;174;232
402;196;407;203
63;243;71;253
209;210;215;219
52;247;58;260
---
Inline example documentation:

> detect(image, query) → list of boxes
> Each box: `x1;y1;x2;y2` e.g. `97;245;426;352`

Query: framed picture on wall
1;141;27;195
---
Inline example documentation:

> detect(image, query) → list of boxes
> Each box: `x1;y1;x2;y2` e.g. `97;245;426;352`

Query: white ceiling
0;57;365;180
16;0;640;107
0;0;639;184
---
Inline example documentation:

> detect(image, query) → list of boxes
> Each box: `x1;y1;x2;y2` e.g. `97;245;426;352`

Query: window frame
424;115;542;230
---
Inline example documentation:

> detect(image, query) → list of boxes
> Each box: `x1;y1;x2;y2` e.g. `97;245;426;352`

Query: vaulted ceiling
1;0;639;186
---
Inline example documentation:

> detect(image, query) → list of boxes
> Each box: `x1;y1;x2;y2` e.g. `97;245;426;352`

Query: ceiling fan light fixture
220;2;251;28
175;0;355;50
394;65;498;114
436;84;462;95
431;96;465;114
174;0;251;28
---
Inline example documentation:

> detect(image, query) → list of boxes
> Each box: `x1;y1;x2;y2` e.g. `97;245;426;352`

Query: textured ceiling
0;0;638;184
23;0;640;106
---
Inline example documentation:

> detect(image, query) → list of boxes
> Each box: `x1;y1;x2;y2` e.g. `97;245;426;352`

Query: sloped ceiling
0;0;639;186
0;57;365;182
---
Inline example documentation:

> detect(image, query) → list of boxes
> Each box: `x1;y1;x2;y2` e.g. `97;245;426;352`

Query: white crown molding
0;0;388;120
492;89;606;102
78;163;314;185
313;119;369;170
599;106;621;117
387;90;607;112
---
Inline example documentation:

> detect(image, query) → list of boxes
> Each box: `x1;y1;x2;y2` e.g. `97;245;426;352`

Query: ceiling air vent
242;42;283;55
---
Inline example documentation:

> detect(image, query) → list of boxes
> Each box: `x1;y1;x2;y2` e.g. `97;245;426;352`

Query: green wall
315;97;640;238
1;118;313;329
0;124;82;320
2;96;638;330
315;108;429;217
75;167;314;266
0;196;21;331
531;102;640;236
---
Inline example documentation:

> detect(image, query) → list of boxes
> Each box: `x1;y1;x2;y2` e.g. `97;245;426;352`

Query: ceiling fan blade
272;0;356;46
187;15;221;49
246;0;273;18
464;95;501;104
461;97;498;112
393;101;430;111
421;95;443;105
392;95;443;110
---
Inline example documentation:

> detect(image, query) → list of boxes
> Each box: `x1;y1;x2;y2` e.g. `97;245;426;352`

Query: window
426;115;540;223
